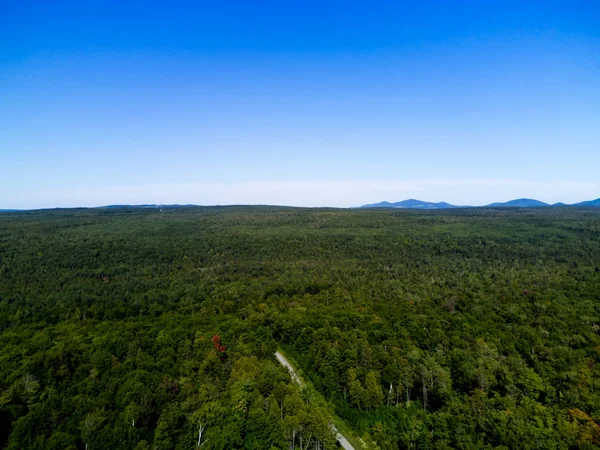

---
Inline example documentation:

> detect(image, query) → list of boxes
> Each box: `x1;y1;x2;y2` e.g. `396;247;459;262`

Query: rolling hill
361;199;463;209
486;198;549;207
575;198;600;207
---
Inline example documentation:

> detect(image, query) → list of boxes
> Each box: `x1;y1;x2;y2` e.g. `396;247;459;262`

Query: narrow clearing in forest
275;351;358;450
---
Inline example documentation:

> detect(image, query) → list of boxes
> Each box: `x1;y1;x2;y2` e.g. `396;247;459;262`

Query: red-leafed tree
212;335;226;353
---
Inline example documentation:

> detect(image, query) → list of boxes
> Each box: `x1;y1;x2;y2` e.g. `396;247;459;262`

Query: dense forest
0;206;599;449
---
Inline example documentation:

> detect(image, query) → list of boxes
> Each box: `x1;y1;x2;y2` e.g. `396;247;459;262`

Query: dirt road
275;351;357;450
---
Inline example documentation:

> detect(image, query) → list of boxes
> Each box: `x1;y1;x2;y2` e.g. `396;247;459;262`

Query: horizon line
2;196;600;212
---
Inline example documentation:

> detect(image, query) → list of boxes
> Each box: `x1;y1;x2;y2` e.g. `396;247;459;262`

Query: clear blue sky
1;1;599;208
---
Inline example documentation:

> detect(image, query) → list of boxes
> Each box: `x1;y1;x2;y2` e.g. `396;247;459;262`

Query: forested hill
0;206;599;449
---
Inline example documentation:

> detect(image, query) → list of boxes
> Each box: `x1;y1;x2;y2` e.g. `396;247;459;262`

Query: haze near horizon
1;1;599;208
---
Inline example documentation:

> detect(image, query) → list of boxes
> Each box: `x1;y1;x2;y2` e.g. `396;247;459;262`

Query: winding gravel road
275;351;357;450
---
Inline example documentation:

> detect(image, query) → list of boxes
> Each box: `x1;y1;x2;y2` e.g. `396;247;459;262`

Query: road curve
274;351;357;450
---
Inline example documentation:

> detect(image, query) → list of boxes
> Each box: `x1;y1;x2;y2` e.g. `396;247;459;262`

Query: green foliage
0;206;599;448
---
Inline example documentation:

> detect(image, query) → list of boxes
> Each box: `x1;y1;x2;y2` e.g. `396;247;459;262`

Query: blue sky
1;1;599;208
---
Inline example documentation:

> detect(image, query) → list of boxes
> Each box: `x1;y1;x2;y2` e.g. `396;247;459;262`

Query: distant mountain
574;198;600;207
360;197;600;209
486;198;549;207
361;199;464;209
361;201;395;208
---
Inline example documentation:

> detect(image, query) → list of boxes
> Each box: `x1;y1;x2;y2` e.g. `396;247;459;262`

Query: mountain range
1;199;600;212
361;198;600;209
361;199;464;209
